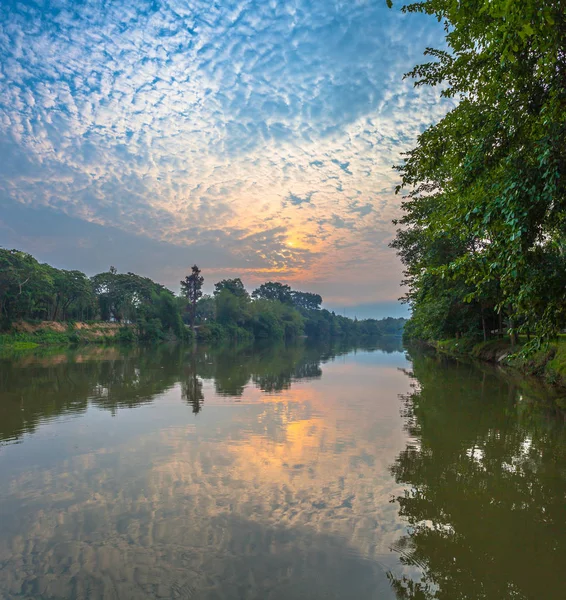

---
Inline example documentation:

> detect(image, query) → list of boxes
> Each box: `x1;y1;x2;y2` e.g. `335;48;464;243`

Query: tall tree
389;0;566;344
180;265;204;330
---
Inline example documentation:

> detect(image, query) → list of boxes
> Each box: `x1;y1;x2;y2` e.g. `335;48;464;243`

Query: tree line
0;248;405;343
389;0;566;348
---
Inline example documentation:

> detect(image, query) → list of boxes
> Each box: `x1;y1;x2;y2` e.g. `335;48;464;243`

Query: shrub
68;331;82;345
196;323;226;343
117;326;136;344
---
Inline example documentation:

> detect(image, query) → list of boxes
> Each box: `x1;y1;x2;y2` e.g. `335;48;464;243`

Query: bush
223;323;254;343
138;317;164;342
196;323;226;343
117;326;136;344
68;331;82;345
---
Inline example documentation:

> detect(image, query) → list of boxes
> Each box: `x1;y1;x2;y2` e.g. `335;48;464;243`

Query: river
0;340;564;599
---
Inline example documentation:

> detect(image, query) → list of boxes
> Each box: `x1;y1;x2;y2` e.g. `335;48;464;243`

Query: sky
0;0;448;318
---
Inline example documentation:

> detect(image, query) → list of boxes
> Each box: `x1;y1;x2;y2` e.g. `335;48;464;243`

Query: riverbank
0;321;125;351
0;319;395;353
426;336;566;390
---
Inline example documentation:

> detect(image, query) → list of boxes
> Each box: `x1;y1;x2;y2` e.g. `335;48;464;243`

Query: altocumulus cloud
0;0;448;306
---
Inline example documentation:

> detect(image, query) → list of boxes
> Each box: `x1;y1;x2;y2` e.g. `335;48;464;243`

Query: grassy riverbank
0;319;399;353
431;337;566;389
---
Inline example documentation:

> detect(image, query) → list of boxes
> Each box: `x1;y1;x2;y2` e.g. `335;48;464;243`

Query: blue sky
0;0;447;317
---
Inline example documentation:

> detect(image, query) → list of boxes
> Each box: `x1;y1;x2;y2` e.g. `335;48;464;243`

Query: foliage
1;328;83;348
195;294;216;322
291;290;322;311
389;0;566;345
432;335;566;388
214;278;250;300
196;322;227;343
0;249;405;347
215;288;251;326
0;249;187;344
252;281;293;304
180;265;204;329
116;326;136;344
248;299;300;340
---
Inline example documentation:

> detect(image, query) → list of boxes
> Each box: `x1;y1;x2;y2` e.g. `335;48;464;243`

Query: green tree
157;290;183;337
252;282;293;304
215;289;248;326
389;0;566;344
195;294;216;323
291;290;322;311
50;269;93;321
180;265;204;330
213;278;250;300
0;249;53;326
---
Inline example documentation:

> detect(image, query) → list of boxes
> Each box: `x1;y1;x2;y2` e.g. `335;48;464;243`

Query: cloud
284;191;315;207
347;202;374;217
331;159;353;175
0;0;449;302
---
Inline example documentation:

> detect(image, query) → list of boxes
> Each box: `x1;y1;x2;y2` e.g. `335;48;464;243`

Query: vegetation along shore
388;1;565;392
0;248;405;350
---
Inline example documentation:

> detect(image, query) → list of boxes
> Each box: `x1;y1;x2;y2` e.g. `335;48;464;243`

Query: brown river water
0;340;564;599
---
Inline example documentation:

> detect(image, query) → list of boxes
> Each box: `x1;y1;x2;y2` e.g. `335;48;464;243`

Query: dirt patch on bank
11;321;123;336
12;321;67;333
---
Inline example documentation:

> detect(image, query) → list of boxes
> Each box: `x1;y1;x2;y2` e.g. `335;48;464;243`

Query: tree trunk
481;305;487;342
508;304;517;347
52;296;60;321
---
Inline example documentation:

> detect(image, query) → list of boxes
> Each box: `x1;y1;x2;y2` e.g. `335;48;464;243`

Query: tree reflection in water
0;338;396;444
182;351;204;414
0;337;406;600
388;350;566;600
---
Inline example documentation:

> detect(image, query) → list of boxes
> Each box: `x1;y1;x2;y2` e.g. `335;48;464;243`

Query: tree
50;269;93;321
0;249;53;326
213;279;251;327
157;290;183;337
213;278;250;300
389;0;566;345
215;289;243;325
291;290;322;311
195;295;216;323
252;282;293;304
180;265;204;330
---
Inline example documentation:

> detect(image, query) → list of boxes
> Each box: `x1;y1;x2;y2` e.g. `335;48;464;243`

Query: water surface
0;341;564;599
